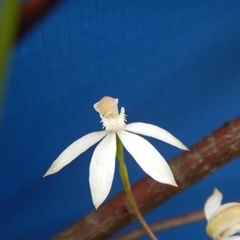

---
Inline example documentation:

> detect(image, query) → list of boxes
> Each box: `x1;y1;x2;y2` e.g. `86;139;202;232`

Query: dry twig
114;210;205;240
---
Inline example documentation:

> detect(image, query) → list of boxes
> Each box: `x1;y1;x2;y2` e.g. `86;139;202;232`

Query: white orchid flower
44;96;188;208
204;188;240;240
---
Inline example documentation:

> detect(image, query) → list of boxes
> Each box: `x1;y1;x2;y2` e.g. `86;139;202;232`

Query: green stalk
0;1;21;117
116;135;158;240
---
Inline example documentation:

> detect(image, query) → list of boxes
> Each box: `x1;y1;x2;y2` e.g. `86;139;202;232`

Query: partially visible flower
44;96;188;208
204;188;240;240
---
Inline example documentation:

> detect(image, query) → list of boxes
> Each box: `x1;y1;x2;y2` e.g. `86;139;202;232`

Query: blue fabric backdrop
1;1;240;239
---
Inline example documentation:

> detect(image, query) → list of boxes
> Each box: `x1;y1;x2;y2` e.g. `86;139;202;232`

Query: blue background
1;1;240;239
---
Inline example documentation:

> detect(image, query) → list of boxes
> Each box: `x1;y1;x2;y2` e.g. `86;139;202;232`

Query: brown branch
114;210;205;240
53;117;240;240
17;0;61;42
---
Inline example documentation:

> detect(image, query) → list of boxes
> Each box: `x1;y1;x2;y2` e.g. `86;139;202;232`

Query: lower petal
89;132;116;209
117;130;177;186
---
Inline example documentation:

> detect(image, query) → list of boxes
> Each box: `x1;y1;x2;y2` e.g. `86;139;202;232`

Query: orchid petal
207;203;240;239
125;122;188;151
224;223;240;239
204;188;223;220
89;132;116;209
226;237;240;240
118;130;177;186
44;131;107;177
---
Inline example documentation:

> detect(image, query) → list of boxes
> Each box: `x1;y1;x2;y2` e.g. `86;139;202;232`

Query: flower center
94;96;126;132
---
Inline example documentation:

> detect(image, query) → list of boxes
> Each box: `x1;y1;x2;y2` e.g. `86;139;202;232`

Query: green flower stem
116;136;158;240
0;1;20;117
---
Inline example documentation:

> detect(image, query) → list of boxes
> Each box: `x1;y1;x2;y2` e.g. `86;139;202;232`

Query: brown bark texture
18;0;60;41
52;117;240;240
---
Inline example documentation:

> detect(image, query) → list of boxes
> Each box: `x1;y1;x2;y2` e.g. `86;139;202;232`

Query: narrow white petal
125;122;188;151
117;130;177;186
204;188;223;220
43;131;107;177
89;132;116;209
